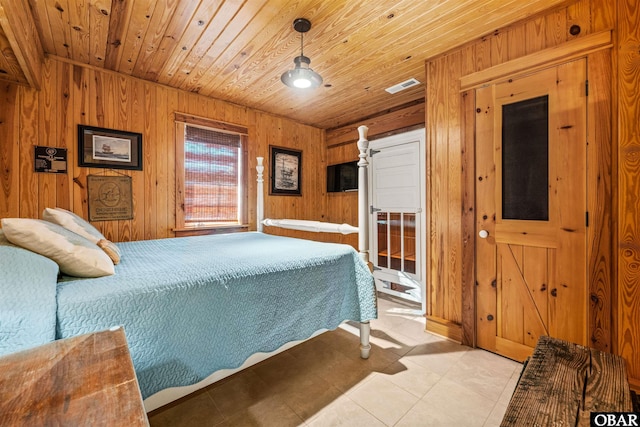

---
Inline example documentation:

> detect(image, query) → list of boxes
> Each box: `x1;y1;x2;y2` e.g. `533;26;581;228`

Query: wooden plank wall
426;0;640;388
617;0;640;390
0;56;326;242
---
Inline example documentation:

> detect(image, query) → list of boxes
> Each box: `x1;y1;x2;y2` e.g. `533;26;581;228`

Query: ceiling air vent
385;78;421;94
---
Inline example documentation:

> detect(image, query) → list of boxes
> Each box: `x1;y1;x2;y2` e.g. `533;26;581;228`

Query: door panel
476;60;587;361
372;142;420;211
475;84;498;351
523;246;549;326
497;244;548;347
370;133;424;304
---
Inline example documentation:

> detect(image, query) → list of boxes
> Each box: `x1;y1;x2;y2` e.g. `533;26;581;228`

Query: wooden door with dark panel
475;59;588;361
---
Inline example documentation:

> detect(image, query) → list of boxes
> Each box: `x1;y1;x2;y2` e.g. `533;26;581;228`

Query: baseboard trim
426;315;463;342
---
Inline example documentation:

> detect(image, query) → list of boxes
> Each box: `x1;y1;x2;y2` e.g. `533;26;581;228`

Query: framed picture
270;146;301;196
34;146;67;174
78;125;142;170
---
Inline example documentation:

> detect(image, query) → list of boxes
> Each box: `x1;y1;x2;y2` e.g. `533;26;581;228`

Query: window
175;114;248;230
501;95;549;221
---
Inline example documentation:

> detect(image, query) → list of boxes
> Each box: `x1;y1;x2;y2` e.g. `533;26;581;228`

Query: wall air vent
385;78;421;94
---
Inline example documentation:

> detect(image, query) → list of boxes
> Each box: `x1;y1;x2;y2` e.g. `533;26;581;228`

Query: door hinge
585;80;589;96
370;206;382;214
370;149;380;156
586;211;589;227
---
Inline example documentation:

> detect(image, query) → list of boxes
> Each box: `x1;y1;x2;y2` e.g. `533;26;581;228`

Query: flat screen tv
327;161;358;192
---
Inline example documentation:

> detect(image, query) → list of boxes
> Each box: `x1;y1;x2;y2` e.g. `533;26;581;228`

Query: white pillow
1;218;115;277
42;207;121;264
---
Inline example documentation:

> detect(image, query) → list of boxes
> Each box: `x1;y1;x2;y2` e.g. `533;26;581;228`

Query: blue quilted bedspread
56;232;377;399
0;231;59;357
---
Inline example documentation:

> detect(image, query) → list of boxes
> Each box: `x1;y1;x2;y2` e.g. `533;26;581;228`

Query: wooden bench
502;335;633;427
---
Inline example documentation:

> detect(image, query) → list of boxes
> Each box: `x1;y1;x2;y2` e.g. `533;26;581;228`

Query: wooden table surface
0;327;149;426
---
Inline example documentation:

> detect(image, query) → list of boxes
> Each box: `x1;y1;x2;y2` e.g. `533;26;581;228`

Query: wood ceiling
0;0;570;129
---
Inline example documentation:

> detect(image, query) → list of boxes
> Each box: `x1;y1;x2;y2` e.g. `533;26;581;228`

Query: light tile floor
148;293;522;426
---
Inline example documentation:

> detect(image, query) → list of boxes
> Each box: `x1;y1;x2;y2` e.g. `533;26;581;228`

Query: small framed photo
78;125;142;170
270;146;301;196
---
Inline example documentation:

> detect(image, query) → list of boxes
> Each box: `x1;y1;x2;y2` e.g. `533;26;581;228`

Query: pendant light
281;18;323;89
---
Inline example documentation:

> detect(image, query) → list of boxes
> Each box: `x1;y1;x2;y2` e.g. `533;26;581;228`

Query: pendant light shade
281;18;323;89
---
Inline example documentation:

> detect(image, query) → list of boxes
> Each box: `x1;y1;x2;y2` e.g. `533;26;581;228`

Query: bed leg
359;321;371;359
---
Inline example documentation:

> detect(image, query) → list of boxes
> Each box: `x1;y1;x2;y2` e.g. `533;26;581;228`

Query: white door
369;129;425;311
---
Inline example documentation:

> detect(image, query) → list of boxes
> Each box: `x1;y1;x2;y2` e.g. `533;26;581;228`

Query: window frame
174;114;249;235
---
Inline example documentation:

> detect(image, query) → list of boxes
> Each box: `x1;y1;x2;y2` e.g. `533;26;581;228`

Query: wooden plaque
87;175;133;221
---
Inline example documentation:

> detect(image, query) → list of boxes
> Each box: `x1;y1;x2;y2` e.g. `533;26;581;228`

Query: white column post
360;321;371;359
256;157;264;232
357;126;369;264
357;126;372;359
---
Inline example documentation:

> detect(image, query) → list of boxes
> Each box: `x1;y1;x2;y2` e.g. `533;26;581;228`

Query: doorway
475;60;588;361
369;129;426;313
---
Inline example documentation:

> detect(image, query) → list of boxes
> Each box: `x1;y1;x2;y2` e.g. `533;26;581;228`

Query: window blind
184;126;242;224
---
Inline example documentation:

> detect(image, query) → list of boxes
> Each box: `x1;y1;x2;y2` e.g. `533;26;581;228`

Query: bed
0;126;375;412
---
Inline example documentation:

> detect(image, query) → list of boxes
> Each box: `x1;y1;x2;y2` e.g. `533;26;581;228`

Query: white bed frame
144;126;371;412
